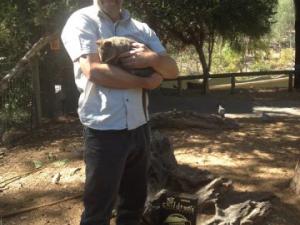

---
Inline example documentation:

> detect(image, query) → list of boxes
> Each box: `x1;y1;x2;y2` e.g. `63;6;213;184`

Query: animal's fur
96;36;155;77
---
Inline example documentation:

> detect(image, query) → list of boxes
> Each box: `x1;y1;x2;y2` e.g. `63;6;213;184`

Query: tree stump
290;160;300;195
147;129;272;225
148;130;216;194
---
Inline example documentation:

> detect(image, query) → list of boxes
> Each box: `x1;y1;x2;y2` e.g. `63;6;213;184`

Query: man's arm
79;53;163;89
120;42;179;80
151;52;179;79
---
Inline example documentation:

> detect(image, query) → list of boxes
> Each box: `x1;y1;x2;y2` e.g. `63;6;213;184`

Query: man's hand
143;72;163;90
120;42;179;80
119;42;158;69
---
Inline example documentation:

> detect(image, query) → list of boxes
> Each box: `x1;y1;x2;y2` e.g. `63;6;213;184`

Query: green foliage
272;0;295;44
0;0;89;77
0;1;91;129
278;48;295;67
126;0;278;74
126;1;277;42
213;43;243;73
0;74;32;128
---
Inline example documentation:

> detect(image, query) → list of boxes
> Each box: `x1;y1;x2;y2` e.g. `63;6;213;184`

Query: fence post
288;72;294;92
230;75;236;94
202;73;209;95
31;56;42;127
177;79;182;95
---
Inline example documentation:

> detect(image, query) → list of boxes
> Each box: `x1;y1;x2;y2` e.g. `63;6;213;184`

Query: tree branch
0;33;57;93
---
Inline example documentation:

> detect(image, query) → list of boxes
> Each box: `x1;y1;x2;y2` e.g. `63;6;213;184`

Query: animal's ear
103;40;112;48
96;39;103;46
96;39;112;47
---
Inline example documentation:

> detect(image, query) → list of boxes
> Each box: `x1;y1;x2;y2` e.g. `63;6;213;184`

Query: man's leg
116;124;150;225
80;128;129;225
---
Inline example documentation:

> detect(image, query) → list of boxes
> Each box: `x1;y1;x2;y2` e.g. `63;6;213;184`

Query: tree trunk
207;32;215;72
195;44;209;95
294;0;300;89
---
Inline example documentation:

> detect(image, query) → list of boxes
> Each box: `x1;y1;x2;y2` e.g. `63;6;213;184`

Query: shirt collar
93;4;131;22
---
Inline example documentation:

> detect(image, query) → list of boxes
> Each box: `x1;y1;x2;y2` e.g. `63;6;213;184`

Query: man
61;0;178;224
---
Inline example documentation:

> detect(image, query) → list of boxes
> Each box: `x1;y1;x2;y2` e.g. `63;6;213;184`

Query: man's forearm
89;63;147;89
79;53;164;89
151;54;179;80
118;44;178;80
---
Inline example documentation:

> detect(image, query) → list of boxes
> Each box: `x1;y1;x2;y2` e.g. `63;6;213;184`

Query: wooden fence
0;70;33;131
0;35;56;130
165;70;295;94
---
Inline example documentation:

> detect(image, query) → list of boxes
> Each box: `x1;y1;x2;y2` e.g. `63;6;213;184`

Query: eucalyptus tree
272;0;295;47
0;0;91;120
0;0;90;72
294;0;300;89
126;0;277;92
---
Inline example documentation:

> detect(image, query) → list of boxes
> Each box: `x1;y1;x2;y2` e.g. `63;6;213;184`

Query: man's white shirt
61;5;166;130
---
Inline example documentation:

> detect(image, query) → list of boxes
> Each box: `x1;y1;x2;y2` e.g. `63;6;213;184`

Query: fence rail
165;70;295;94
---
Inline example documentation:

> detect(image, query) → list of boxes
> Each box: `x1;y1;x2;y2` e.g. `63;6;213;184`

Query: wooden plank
289;73;294;92
230;75;235;94
177;79;182;95
211;70;294;78
165;70;295;81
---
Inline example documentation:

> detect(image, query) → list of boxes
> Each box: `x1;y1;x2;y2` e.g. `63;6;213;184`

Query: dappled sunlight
175;149;239;167
0;186;83;214
251;149;275;160
0;165;84;214
1;189;83;225
254;106;300;116
163;114;300;203
1;89;300;224
254;166;292;179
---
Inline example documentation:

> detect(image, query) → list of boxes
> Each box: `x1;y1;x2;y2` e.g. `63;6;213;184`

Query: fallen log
150;110;239;130
203;200;271;225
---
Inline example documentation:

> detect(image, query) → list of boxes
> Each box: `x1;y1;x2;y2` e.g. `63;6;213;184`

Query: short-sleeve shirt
61;5;166;130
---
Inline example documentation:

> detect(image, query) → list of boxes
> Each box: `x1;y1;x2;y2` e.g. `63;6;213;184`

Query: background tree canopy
0;0;91;74
0;0;298;128
126;0;278;90
1;0;296;81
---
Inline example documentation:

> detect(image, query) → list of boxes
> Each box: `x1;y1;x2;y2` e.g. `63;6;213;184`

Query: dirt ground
0;89;300;225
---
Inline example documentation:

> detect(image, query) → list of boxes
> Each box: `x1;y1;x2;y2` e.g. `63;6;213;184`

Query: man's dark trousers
80;124;150;225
